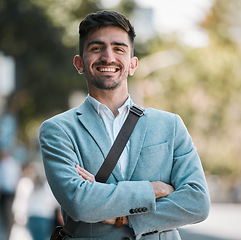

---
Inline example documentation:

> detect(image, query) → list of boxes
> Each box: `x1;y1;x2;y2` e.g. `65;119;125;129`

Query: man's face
75;26;138;91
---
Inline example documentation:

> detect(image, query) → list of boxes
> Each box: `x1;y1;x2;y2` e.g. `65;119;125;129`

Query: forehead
83;26;131;49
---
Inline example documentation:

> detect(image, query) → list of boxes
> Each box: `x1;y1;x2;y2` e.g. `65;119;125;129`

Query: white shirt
0;155;21;193
27;181;59;219
87;94;130;179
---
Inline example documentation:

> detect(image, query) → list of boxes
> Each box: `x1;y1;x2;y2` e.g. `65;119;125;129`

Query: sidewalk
179;203;241;240
2;203;241;240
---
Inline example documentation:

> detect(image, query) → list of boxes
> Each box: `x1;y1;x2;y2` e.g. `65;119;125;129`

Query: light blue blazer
39;98;210;240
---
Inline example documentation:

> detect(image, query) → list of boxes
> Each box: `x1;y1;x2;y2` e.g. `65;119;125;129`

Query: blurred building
0;51;15;115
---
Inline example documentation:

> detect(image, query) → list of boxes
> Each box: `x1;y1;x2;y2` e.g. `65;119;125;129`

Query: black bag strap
55;105;144;239
95;104;144;183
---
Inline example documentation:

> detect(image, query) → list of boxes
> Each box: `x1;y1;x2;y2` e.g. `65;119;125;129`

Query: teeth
98;67;116;72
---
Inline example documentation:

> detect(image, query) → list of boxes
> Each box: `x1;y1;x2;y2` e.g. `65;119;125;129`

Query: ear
73;55;84;74
129;56;138;76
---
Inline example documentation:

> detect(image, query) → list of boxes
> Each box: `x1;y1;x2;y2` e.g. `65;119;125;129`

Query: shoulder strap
61;105;144;238
95;104;144;183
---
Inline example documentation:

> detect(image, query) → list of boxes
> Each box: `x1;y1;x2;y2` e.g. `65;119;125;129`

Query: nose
100;47;115;63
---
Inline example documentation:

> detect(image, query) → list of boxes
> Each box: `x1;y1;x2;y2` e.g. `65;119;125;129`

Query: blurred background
0;0;241;239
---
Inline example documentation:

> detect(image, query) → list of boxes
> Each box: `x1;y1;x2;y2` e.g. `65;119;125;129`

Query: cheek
119;57;130;70
82;54;95;67
82;59;94;73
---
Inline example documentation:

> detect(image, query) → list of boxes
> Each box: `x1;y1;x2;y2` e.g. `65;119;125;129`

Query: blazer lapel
126;113;148;180
76;99;111;159
76;99;124;182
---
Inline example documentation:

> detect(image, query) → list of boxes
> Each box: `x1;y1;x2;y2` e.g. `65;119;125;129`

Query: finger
77;166;92;176
76;167;84;177
76;168;91;181
75;165;84;177
75;165;95;182
102;218;116;225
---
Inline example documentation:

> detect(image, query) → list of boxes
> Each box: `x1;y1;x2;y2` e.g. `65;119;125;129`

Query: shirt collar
87;94;131;115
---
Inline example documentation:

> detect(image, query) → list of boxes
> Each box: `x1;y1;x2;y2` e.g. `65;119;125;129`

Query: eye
114;47;125;53
90;46;102;52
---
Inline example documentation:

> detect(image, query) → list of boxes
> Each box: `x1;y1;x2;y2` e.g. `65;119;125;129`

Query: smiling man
39;10;210;240
74;23;138;115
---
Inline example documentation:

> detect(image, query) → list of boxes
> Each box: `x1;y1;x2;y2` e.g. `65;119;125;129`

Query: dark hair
78;10;136;56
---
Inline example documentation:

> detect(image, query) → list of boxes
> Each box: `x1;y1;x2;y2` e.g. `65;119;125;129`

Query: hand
75;165;96;182
151;181;175;199
103;216;129;225
102;218;116;225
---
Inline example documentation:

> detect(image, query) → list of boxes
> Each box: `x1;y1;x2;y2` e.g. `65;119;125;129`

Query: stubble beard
83;62;128;91
88;75;119;91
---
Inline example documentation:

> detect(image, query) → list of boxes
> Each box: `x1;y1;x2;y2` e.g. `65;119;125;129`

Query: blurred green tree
0;0;84;129
0;0;137;142
132;0;241;179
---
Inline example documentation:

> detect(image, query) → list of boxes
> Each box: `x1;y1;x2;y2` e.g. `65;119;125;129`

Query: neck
88;87;128;117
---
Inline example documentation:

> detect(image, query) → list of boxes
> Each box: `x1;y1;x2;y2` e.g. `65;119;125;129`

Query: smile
97;67;119;73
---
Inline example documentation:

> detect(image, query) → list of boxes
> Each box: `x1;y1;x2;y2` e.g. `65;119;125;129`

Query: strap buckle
50;226;69;240
57;230;66;240
130;105;144;117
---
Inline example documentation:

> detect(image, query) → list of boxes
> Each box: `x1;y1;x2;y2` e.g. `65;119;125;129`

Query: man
39;10;210;240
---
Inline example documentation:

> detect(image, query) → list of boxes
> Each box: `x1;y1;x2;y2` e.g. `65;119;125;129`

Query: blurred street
1;202;240;240
179;203;241;240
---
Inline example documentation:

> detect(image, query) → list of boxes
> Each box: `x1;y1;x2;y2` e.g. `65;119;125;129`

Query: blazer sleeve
128;114;210;239
39;119;156;223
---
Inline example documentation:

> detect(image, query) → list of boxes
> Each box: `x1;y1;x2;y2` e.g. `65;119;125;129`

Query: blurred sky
101;0;215;48
138;0;215;47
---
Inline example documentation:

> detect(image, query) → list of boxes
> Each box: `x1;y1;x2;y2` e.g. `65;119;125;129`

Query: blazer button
138;208;143;212
129;209;135;214
134;208;139;213
142;207;147;212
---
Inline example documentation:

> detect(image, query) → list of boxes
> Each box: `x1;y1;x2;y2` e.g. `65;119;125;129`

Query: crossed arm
75;165;175;225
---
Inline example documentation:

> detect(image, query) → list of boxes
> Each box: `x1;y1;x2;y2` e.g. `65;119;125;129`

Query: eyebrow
112;41;128;48
86;40;129;49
